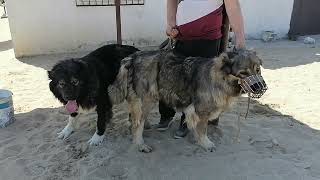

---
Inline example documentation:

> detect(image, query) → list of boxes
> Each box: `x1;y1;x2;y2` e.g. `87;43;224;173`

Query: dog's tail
108;57;132;104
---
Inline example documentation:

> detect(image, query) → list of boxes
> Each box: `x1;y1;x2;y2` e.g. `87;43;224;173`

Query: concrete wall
240;0;294;39
6;0;166;57
6;0;293;57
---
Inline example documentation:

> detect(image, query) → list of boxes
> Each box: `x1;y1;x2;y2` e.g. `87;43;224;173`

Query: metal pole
115;0;122;45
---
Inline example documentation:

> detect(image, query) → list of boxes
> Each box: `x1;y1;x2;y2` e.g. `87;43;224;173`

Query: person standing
156;0;246;138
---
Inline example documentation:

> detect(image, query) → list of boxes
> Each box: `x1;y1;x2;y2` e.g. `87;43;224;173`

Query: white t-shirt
176;0;224;26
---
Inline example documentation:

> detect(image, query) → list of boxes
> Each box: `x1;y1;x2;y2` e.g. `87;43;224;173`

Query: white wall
6;0;166;57
6;0;293;57
240;0;294;39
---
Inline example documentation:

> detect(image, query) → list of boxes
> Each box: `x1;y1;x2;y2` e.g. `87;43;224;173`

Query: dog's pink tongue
66;100;78;114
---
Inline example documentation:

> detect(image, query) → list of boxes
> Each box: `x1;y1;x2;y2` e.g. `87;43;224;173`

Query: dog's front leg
185;106;216;152
88;102;111;146
195;117;216;152
58;112;79;140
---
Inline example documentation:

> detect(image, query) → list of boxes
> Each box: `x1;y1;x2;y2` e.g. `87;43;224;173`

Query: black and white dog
48;44;139;145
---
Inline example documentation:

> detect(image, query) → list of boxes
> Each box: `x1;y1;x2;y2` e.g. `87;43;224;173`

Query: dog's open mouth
239;75;268;98
65;100;78;113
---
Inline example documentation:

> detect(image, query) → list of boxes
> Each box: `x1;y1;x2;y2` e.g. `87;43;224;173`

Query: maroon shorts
177;6;223;41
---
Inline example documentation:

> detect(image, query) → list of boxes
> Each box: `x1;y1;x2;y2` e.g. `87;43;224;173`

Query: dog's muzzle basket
239;75;268;98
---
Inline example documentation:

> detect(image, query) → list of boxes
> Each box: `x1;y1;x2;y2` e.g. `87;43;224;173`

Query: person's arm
166;0;179;38
224;0;246;49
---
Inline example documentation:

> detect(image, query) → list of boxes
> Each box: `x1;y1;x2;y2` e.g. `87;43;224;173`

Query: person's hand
235;38;246;50
166;25;179;39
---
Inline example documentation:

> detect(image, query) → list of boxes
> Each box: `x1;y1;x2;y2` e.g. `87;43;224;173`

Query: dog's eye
58;81;65;88
71;79;79;86
239;71;249;76
256;67;261;73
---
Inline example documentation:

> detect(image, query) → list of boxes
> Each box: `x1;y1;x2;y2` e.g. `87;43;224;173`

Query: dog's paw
88;132;104;146
199;137;216;152
138;144;153;153
57;126;74;140
205;142;216;152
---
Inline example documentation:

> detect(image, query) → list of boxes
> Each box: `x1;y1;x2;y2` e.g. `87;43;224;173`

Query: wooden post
115;0;122;45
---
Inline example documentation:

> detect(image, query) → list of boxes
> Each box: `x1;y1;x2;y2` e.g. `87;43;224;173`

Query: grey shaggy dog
109;49;263;152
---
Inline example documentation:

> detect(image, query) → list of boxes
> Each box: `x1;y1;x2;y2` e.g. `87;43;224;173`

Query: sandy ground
1;12;320;180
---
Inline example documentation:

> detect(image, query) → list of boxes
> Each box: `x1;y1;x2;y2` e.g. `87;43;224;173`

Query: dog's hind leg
128;97;153;153
58;112;79;140
185;106;216;152
128;113;151;130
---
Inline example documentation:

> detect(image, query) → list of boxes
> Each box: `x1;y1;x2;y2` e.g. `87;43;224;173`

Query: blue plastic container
0;89;15;128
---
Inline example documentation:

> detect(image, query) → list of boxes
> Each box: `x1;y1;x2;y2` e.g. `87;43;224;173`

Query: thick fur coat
48;44;139;145
109;49;263;152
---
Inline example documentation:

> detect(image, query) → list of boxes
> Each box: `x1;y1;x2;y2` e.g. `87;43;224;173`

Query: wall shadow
0;40;12;52
247;39;320;70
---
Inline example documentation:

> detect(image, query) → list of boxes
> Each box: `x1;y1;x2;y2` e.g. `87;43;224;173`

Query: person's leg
156;100;176;131
174;113;189;138
173;39;221;138
175;39;221;58
1;2;7;19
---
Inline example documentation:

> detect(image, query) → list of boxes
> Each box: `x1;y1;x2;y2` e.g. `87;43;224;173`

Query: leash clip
169;38;177;49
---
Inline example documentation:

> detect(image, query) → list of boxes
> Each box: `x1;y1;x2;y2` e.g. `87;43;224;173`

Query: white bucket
0;89;15;128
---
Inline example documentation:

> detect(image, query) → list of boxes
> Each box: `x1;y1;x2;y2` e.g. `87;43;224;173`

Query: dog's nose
240;75;268;98
251;80;266;92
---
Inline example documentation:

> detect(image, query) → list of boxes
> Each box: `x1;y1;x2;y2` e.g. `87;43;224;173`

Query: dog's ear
48;70;54;80
259;58;263;65
77;59;87;67
220;53;233;74
226;51;238;59
247;47;256;54
248;49;262;65
115;45;139;59
77;59;89;72
253;51;257;56
228;48;252;59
